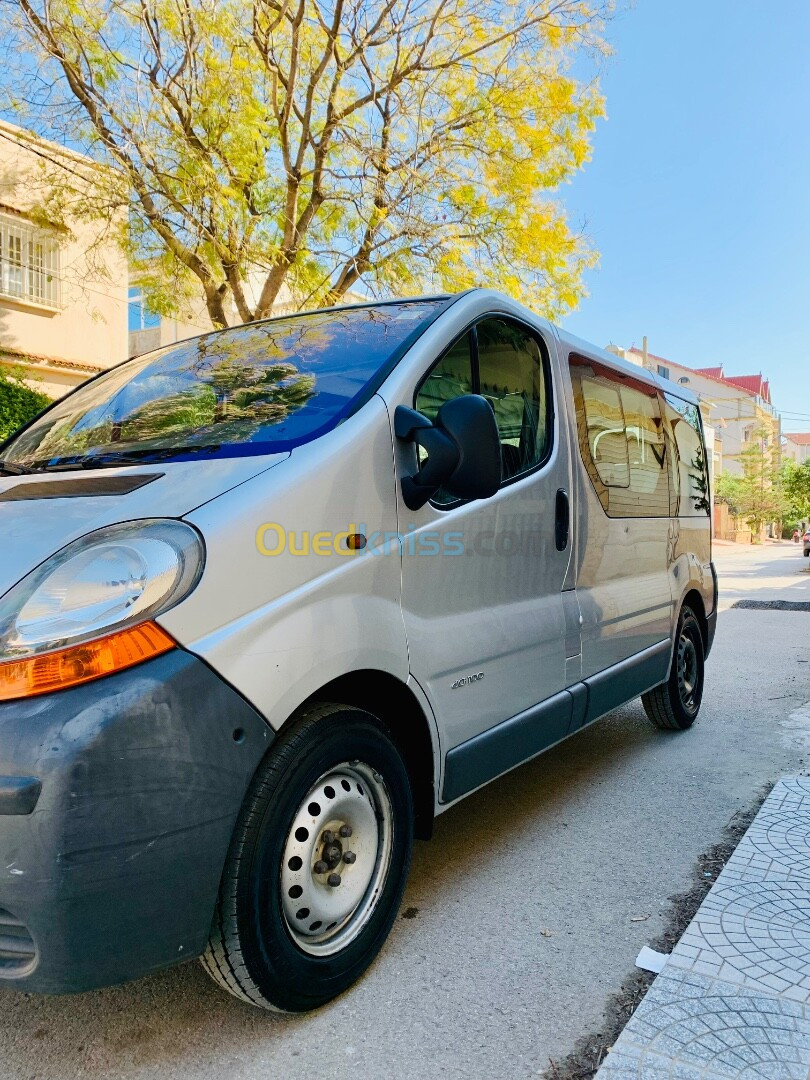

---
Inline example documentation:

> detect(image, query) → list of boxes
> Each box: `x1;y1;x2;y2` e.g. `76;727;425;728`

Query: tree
0;367;51;441
1;0;608;328
782;459;810;523
713;472;746;514
715;426;785;539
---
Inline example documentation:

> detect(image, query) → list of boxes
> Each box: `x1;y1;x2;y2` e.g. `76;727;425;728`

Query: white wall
783;437;810;464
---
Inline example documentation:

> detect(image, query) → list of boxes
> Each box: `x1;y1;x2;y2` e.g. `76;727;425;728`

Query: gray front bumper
0;649;273;994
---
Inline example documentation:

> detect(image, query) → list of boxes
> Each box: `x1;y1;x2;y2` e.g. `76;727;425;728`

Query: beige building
783;432;810;464
610;343;781;479
0;120;383;397
127;284;210;358
0;119;129;399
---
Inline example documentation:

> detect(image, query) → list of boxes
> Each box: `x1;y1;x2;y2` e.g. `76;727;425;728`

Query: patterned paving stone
722;807;810;883
598;1043;735;1080
599;969;810;1079
667;878;810;1001
596;780;810;1080
765;778;810;810
717;779;810;887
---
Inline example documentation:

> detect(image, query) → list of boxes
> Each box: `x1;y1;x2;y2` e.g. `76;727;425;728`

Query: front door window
414;317;552;504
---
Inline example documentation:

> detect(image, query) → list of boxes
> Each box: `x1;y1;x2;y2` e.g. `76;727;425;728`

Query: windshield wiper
76;445;224;467
0;444;226;475
26;445;225;471
0;459;37;476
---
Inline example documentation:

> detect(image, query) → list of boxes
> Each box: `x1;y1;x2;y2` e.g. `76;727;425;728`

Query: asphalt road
2;542;809;1080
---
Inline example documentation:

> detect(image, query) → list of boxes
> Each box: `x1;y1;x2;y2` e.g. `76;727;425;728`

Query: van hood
0;453;288;598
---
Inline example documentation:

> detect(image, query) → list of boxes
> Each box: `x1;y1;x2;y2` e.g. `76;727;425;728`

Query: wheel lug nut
327;873;341;887
343;851;356;865
313;860;328;874
339;824;353;838
322;830;335;844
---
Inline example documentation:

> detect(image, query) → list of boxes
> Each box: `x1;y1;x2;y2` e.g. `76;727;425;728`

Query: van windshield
2;300;448;470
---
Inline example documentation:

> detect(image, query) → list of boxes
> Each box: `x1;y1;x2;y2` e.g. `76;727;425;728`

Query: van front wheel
202;704;414;1011
641;608;705;731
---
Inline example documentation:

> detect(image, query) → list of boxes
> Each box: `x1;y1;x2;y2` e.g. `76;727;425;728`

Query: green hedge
0;368;52;444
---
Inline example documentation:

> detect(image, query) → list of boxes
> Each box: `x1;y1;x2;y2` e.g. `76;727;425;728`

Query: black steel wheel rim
676;630;700;715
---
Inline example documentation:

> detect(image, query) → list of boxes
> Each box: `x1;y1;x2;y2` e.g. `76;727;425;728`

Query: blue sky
561;1;810;432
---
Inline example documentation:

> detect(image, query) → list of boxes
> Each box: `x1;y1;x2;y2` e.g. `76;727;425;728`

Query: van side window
618;383;669;516
414;319;552;505
415;332;474;505
663;393;711;516
579;377;629;489
476;318;550;483
570;355;670;517
415;332;474;423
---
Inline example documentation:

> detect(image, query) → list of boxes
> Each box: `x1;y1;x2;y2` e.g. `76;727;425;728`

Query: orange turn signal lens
0;622;176;703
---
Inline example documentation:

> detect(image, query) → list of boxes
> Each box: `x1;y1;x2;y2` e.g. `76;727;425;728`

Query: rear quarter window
662;393;711;516
570;354;670;518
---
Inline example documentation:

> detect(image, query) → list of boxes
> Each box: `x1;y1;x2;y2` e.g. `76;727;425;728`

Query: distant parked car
804;530;810;557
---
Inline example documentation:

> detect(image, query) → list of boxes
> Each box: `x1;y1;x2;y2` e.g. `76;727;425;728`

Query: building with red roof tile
784;433;810;464
605;344;780;478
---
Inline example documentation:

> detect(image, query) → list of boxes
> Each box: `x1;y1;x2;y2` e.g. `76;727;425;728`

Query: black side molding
0;777;41;816
583;640;670;724
0;474;163;501
442;690;573;803
441;640;672;804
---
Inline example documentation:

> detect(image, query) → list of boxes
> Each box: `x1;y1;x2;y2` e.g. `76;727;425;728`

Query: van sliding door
569;355;673;679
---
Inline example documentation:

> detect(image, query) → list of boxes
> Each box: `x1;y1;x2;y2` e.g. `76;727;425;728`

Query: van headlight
0;520;204;660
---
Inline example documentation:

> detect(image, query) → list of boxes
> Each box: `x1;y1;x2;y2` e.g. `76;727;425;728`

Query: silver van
0;289;715;1010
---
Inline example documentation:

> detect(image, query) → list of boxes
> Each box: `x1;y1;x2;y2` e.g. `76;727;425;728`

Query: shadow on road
0;702;659;1076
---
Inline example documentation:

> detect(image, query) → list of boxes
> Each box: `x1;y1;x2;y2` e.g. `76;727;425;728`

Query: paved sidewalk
597;777;810;1078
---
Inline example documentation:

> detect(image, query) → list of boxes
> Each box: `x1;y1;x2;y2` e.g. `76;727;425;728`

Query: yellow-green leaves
7;0;610;325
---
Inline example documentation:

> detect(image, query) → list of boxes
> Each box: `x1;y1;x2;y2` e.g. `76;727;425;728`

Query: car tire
641;607;705;731
201;703;414;1012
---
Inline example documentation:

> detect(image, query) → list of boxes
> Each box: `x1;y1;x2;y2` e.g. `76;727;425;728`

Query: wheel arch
295;670;437;840
678;588;708;653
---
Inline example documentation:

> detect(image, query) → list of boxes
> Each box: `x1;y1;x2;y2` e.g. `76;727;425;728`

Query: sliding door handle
555;488;570;552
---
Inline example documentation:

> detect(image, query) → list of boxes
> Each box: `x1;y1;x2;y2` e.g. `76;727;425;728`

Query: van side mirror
394;395;502;510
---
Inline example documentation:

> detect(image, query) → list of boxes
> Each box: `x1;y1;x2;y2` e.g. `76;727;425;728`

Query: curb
596;777;810;1078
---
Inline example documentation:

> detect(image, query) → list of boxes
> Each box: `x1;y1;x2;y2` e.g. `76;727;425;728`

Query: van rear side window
570;355;671;518
579;377;629;489
663;393;711;516
617;383;669;516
